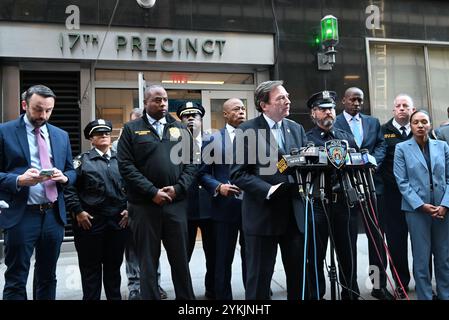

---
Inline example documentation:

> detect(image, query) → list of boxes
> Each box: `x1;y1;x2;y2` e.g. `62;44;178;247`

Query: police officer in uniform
64;119;129;300
380;94;415;298
177;102;215;299
305;91;360;300
117;85;196;300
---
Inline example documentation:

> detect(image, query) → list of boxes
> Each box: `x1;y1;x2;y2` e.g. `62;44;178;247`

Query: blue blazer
394;138;449;212
334;112;386;192
199;128;242;223
0;115;76;229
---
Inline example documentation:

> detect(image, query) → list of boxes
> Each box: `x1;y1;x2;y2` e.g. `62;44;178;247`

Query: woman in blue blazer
394;110;449;300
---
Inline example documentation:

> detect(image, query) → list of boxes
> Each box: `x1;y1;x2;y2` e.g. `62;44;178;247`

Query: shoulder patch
73;158;81;169
73;153;86;169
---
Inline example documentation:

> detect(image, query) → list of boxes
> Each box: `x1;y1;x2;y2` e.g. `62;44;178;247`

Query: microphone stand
321;172;338;300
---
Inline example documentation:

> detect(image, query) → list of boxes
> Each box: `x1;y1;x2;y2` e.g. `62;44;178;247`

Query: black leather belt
27;202;56;212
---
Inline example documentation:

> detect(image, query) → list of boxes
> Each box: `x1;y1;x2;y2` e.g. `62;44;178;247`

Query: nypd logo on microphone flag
325;139;348;169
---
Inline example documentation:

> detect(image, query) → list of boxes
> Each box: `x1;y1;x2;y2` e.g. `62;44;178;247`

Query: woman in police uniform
64;119;129;300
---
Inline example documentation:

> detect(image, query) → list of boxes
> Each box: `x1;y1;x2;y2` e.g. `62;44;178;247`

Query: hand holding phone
39;169;55;177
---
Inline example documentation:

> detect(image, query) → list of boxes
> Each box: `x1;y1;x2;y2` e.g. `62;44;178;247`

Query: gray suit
394;138;449;300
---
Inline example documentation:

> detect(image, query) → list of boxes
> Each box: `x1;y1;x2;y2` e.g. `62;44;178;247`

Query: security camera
136;0;156;8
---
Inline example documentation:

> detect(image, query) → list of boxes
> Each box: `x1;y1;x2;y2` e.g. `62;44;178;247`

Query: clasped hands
152;186;176;206
421;203;447;219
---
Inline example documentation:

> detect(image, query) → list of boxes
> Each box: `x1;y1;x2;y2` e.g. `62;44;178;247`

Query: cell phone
39;169;55;177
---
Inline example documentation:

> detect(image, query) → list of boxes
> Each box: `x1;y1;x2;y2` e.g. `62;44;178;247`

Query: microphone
291;148;305;198
360;149;377;194
305;171;313;196
276;148;306;174
319;171;326;202
342;171;359;205
355;169;366;200
360;149;378;167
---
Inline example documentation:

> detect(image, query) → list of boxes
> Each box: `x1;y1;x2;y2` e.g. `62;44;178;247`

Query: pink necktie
34;127;58;203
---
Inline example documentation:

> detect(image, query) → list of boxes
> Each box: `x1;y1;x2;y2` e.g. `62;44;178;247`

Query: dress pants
406;211;449;300
3;207;63;300
244;214;305;300
74;213;128;300
187;218;216;297
213;220;246;300
129;202;195;300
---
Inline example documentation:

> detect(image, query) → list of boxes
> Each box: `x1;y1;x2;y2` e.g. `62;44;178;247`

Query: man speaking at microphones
230;80;308;300
305;91;360;300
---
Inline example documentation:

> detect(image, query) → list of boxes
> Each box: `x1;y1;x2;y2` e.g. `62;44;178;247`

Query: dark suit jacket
186;134;212;220
230;115;308;236
334;112;386;193
199;128;242;223
0;115;76;229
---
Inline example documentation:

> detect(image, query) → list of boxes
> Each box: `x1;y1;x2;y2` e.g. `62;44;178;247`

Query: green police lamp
317;15;338;71
320;15;339;47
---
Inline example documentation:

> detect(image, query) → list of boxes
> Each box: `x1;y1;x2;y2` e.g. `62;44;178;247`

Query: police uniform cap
307;91;337;109
84;119;112;139
176;101;205;119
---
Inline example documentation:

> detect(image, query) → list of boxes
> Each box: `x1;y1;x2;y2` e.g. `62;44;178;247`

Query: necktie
272;123;285;151
34;127;58;203
400;126;408;139
351;116;362;147
154;121;163;139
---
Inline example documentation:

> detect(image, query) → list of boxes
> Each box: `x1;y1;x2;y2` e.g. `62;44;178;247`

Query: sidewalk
0;234;419;300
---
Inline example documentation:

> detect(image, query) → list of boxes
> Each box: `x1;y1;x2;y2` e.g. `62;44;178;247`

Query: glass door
201;90;256;132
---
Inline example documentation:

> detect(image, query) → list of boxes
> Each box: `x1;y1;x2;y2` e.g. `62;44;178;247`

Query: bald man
380;94;415;299
199;98;247;299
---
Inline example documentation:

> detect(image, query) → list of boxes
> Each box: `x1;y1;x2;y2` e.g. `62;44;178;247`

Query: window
369;43;427;124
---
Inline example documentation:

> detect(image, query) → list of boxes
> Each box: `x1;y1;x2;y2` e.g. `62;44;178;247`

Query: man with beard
305;91;359;300
334;87;391;300
0;84;76;299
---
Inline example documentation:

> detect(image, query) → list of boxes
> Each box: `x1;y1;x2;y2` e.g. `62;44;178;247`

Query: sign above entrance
0;22;274;65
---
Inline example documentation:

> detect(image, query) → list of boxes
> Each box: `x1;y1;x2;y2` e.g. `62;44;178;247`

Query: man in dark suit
380;94;415;299
230;80;308;300
0;84;76;300
334;87;392;300
117;85;197;300
177;101;215;299
199;98;247;300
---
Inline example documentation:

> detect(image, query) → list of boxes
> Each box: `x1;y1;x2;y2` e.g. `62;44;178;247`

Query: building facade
2;0;449;245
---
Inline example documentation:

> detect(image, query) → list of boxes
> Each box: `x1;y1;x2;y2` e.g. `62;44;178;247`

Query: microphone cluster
276;140;378;204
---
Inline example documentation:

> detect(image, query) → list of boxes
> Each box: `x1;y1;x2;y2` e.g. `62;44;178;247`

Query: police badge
325;139;348;169
169;127;181;139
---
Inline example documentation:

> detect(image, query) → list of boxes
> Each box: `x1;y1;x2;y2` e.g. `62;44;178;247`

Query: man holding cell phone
0;84;76;300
